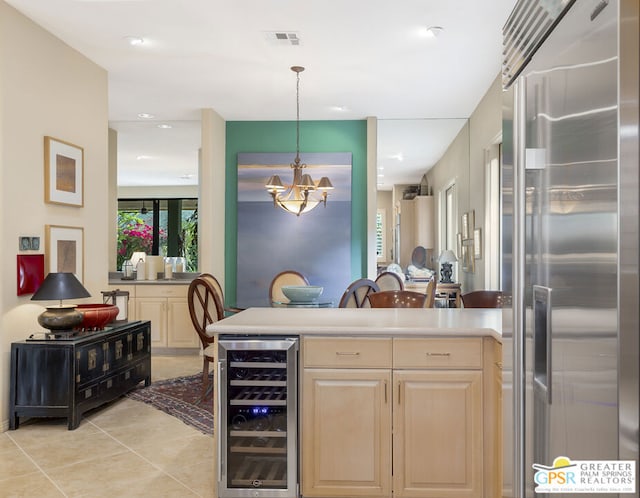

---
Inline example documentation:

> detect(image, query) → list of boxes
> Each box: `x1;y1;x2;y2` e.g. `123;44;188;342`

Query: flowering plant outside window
117;212;166;270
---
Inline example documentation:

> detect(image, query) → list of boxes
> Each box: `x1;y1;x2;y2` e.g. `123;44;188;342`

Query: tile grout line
86;419;206;497
4;431;70;497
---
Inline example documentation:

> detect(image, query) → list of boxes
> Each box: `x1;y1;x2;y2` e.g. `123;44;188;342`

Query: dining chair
269;270;310;304
198;273;245;315
424;279;436;308
460;290;503;308
338;278;380;308
368;290;427;308
187;276;225;401
375;271;405;291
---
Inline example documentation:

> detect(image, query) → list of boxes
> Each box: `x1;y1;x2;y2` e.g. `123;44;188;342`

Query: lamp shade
438;250;458;264
31;273;91;302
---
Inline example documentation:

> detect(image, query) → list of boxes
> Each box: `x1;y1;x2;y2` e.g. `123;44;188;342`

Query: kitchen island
207;307;502;498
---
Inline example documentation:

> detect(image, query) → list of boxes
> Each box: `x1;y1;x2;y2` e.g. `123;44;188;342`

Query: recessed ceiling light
180;174;194;180
331;105;348;112
125;36;145;46
137;113;155;119
136;155;152;160
157;124;172;129
425;26;444;38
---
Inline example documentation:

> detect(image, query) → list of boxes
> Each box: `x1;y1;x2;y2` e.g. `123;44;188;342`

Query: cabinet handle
335;351;360;356
495;361;503;369
397;382;401;405
384;380;387;404
425;352;451;357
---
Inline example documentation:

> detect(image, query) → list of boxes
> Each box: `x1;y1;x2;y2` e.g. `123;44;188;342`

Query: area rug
126;374;213;435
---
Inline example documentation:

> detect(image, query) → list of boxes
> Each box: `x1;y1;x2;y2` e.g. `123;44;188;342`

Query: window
117;198;198;271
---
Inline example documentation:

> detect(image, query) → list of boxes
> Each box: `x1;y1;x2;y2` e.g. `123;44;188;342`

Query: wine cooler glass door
218;337;298;498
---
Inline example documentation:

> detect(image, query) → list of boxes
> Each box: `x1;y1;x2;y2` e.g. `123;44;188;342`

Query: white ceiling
7;0;516;190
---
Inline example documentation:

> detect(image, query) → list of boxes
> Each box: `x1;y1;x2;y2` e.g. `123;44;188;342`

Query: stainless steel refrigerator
502;0;638;496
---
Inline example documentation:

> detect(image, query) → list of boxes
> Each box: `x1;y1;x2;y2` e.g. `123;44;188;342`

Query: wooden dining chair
375;271;404;291
269;270;310;303
187;277;225;401
338;278;380;308
368;290;427;308
460;290;503;308
424;279;436;308
198;273;244;314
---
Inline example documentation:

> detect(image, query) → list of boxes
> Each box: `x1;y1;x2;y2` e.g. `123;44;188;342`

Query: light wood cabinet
393;370;483;498
302;337;392;497
302;336;499;498
133;284;198;349
302;369;392;497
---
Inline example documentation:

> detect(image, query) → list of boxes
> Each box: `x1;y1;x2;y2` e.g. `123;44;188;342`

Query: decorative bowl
281;285;323;303
76;304;119;330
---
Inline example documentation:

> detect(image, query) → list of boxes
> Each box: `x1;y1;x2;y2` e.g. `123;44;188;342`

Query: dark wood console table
9;320;151;430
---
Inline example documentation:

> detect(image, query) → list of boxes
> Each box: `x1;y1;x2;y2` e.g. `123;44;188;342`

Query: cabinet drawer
393;338;482;369
304;337;392;368
135;285;187;298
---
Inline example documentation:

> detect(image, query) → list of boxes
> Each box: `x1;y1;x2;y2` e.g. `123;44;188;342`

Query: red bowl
76;304;119;330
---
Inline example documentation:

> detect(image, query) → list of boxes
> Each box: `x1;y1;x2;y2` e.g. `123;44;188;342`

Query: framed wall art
462;240;475;274
236;152;352;307
461;212;469;239
474;228;482;259
46;225;84;282
44;136;84;207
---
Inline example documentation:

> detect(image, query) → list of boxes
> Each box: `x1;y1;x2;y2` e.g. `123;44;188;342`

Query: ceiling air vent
263;32;301;46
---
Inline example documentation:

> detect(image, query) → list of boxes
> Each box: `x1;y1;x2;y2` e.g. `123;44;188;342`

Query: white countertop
207;307;502;341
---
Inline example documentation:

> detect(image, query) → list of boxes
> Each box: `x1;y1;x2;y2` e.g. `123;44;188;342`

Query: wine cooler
218;337;299;498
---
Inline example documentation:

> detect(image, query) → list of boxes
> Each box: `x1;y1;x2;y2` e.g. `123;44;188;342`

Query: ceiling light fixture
137;113;155;119
125;36;145;46
265;66;334;217
157;124;172;129
425;26;444;38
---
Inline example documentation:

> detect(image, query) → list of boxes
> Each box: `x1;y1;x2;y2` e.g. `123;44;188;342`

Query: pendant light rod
291;66;304;161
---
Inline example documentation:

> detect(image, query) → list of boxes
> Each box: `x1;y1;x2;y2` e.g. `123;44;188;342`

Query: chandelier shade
265;66;334;216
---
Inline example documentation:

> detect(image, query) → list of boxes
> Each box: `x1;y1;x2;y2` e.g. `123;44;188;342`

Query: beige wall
0;1;108;429
427;74;502;292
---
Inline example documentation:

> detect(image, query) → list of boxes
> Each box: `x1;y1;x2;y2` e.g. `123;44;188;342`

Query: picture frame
474;228;482;259
468;209;475;234
44;136;84;207
461;212;469;239
457;232;463;259
19;237;31;251
46;225;84;282
462;240;475;273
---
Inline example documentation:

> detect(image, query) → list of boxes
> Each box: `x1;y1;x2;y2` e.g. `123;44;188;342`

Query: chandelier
265;66;334;216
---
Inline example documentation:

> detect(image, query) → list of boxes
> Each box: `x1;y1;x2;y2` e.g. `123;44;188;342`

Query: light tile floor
1;354;214;498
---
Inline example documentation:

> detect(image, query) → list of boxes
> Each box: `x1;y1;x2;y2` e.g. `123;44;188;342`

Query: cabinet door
136;298;167;348
302;369;392;497
167;297;198;348
393;370;483;498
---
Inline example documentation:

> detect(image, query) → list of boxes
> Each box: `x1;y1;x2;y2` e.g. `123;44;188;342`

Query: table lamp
31;272;91;331
438;250;458;283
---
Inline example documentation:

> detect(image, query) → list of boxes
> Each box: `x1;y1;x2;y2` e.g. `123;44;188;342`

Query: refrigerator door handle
533;285;553;404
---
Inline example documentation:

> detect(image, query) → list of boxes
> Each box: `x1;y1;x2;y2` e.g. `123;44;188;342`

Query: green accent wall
225;120;368;304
